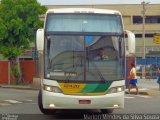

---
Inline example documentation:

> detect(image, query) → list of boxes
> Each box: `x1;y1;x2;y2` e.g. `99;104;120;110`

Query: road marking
125;96;135;99
23;99;33;102
126;94;152;98
23;103;37;104
4;100;22;104
0;103;11;106
0;99;36;107
137;95;152;98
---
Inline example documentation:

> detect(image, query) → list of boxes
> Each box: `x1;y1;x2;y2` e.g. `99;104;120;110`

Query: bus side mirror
126;30;135;55
36;29;44;51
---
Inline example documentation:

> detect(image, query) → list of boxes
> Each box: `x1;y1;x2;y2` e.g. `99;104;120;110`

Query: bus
36;8;135;114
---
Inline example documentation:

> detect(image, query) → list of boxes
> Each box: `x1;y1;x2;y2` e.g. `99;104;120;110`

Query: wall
0;61;9;84
0;60;35;84
20;60;35;84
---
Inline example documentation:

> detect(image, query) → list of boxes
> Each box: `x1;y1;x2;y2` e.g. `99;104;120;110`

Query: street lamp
141;1;150;59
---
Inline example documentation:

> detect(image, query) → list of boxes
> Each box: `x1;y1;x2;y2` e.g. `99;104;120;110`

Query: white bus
36;8;135;114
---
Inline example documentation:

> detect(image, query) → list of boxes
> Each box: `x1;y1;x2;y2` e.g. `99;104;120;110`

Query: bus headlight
107;86;124;94
43;85;63;93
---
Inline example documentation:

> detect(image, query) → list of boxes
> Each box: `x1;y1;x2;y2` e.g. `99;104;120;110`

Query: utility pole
141;1;150;78
141;1;150;59
32;28;39;78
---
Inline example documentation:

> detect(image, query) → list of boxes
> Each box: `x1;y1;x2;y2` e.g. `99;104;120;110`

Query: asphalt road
0;88;160;120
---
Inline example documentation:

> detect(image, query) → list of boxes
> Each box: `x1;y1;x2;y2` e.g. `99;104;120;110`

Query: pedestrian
128;63;139;94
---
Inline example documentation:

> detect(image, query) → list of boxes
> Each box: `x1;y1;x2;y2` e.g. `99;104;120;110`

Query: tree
0;0;47;84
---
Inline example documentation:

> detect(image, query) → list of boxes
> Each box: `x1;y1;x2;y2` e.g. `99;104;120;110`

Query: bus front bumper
42;90;124;109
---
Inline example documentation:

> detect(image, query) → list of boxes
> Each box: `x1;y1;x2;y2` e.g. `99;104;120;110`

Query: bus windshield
44;34;125;82
46;14;123;33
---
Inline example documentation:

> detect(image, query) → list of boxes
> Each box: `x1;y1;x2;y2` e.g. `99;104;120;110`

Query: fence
136;57;160;79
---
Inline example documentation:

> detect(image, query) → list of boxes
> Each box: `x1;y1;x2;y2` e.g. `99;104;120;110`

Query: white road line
23;103;37;104
125;96;135;99
23;99;33;102
0;103;12;106
4;100;22;104
137;95;152;98
126;94;152;98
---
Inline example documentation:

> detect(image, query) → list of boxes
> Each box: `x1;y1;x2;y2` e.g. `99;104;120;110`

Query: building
44;3;160;58
1;2;159;59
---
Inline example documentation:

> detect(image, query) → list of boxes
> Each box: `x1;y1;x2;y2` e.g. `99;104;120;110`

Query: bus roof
46;8;121;15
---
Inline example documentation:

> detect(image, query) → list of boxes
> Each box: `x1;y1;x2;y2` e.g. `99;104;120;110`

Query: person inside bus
94;48;108;60
128;63;139;95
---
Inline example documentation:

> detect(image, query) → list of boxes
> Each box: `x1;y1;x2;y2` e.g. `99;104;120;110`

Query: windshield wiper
64;53;83;82
86;47;108;83
89;61;109;83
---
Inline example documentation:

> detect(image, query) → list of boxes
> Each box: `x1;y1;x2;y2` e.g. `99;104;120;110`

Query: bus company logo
64;84;80;89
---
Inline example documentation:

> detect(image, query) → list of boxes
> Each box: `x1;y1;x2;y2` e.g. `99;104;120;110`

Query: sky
38;0;160;5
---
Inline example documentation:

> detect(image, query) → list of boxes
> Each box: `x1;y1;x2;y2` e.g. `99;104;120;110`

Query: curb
142;90;160;95
125;88;160;96
0;85;39;90
125;91;160;96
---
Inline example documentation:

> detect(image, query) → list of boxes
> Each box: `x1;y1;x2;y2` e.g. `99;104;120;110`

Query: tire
101;109;114;114
38;90;57;115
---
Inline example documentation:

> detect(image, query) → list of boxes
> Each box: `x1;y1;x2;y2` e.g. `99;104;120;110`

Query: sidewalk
125;79;160;95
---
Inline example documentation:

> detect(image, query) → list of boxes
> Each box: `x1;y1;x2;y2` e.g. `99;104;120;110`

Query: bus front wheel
38;90;57;115
101;109;114;114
